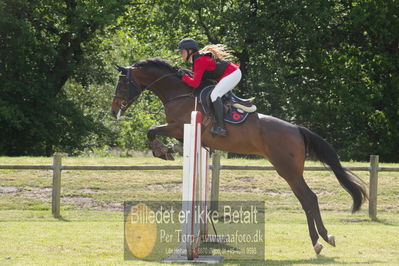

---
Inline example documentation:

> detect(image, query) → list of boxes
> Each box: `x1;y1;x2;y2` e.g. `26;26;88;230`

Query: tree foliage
0;0;130;155
1;0;398;161
126;0;398;161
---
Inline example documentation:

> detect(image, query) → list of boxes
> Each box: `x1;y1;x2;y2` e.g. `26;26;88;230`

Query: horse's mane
133;58;179;73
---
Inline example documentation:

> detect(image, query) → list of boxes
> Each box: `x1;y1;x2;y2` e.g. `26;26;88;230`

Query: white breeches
210;69;242;102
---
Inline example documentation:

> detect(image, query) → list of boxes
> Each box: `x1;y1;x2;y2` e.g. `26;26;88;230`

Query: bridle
113;67;142;111
114;66;195;112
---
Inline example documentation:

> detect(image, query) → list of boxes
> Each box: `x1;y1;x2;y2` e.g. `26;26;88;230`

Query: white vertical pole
182;124;192;241
182;111;203;260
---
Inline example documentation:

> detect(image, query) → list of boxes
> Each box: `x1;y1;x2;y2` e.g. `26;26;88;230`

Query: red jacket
181;56;239;88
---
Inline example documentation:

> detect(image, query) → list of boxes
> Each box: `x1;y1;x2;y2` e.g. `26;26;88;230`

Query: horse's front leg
147;123;183;160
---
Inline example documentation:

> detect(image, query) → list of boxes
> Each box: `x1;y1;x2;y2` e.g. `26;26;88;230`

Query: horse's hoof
150;139;169;155
152;151;164;159
160;146;169;154
327;235;336;247
173;144;183;153
314;242;323;255
165;153;175;161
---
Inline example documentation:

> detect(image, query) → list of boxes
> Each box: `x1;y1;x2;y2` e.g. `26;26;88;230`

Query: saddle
199;85;257;124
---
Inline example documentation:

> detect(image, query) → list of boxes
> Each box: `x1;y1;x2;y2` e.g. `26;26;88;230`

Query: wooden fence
0;154;398;220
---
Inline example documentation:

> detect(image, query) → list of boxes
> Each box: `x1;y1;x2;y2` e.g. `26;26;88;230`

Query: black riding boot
210;97;227;136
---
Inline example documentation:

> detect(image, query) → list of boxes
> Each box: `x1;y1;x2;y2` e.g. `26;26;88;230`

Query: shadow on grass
223;255;383;265
373;218;398;226
265;255;383;265
341;218;398;226
54;215;71;222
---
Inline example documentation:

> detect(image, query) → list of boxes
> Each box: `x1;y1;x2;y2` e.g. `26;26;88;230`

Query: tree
120;0;399;161
261;0;399;161
0;0;131;155
2;0;398;161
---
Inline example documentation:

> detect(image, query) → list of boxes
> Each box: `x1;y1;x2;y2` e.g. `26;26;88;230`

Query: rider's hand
176;69;186;78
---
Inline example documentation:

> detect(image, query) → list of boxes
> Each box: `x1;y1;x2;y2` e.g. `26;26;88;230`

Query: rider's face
180;49;188;61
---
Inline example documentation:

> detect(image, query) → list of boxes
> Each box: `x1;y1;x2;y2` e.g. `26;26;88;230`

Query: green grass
0;156;398;265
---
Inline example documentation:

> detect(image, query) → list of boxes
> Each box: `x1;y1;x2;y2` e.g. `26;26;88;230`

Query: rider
177;38;242;137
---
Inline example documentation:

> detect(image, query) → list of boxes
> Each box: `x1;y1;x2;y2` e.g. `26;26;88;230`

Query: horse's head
111;58;192;119
111;66;143;119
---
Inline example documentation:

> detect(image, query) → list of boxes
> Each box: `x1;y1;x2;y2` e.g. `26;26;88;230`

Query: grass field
0;156;398;265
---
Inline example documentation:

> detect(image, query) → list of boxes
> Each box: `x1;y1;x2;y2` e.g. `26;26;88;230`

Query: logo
125;203;157;258
232;111;243;120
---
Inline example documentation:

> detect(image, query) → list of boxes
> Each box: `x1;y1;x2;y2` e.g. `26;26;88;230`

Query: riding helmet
178;38;199;51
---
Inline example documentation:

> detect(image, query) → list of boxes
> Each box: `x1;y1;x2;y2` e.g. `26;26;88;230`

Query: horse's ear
115;65;127;75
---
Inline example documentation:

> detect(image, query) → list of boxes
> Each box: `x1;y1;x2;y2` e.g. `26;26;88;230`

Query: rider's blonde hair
199;44;233;60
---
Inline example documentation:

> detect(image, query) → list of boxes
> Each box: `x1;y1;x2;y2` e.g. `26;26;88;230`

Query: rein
130;67;195;105
114;69;178;111
164;93;195;106
140;71;177;91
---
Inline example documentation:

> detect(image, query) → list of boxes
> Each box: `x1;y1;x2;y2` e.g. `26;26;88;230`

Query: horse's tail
298;126;368;213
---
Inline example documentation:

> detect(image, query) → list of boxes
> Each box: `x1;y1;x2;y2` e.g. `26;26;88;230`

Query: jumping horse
111;58;368;255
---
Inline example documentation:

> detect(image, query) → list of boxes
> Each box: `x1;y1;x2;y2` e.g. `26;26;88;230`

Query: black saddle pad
199;85;249;124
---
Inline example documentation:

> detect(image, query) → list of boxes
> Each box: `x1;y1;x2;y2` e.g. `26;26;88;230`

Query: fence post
52;153;62;218
369;155;379;221
210;151;221;212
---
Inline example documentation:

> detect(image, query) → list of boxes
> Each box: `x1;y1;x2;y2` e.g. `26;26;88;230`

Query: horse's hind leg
287;173;336;247
312;199;336;247
266;144;322;252
283;176;322;253
285;175;335;254
265;125;334;254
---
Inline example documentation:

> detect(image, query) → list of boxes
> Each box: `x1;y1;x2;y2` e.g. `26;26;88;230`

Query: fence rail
0;154;397;220
2;164;399;172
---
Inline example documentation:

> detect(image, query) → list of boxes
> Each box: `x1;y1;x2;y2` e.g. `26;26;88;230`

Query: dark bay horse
111;58;368;255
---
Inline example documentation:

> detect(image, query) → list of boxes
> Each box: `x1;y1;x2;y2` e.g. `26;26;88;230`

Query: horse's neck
148;76;192;105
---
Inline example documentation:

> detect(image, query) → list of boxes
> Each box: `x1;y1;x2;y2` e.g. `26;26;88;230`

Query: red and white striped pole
182;111;209;260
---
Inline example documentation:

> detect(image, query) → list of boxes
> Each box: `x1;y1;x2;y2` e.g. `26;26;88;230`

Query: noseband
113;67;142;111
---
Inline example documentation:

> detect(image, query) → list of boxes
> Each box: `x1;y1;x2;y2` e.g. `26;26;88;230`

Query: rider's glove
176;69;186;78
